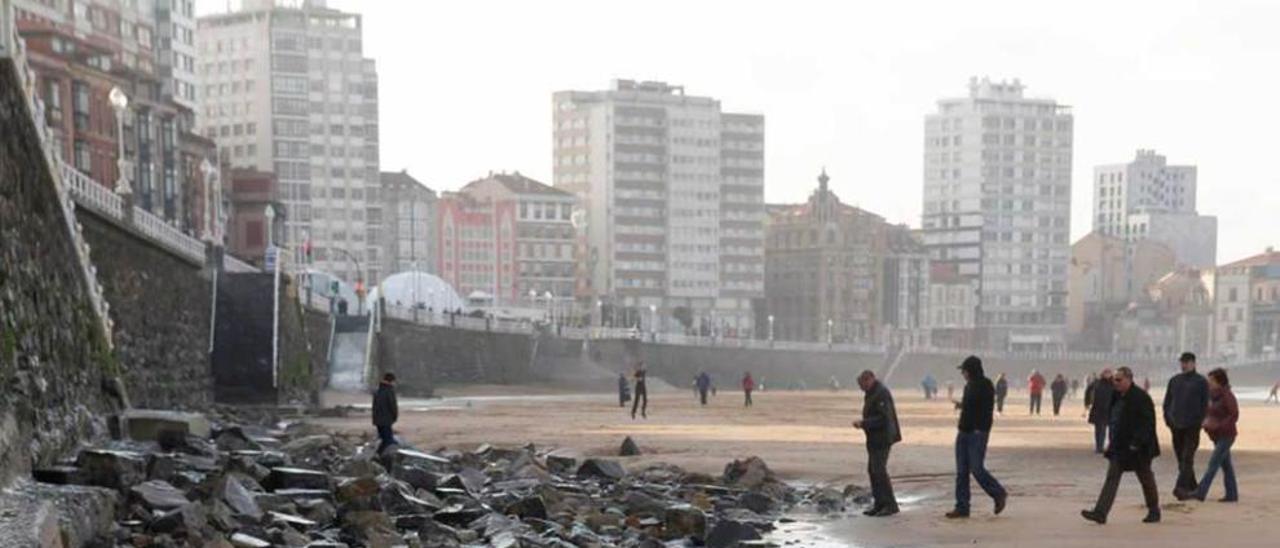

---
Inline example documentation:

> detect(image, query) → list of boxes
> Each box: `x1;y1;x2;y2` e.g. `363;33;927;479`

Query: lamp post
596;299;604;329
263;204;276;248
768;314;775;347
545;291;555;325
108;86;132;197
827;318;834;349
199;158;215;241
649;304;657;338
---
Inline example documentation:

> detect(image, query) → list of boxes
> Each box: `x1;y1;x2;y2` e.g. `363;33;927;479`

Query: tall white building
155;0;199;110
552;80;765;333
922;77;1073;351
1093;150;1216;268
198;0;381;284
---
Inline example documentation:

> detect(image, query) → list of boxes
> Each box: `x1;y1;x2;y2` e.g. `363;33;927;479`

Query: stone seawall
78;211;213;409
374;317;540;396
0;62;117;484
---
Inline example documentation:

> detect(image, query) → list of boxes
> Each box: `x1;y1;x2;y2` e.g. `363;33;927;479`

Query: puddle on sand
765;494;928;547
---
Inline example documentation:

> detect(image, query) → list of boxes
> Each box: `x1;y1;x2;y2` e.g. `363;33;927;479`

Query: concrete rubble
16;408;871;547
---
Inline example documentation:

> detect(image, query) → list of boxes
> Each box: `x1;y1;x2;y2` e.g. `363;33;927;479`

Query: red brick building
225;168;279;265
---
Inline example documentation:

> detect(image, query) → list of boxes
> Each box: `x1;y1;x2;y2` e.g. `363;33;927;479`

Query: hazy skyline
198;0;1280;264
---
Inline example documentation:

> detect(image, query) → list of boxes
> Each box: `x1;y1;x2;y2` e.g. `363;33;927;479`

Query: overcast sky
200;0;1280;264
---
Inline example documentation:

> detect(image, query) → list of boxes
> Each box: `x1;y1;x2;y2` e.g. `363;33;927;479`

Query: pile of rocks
27;410;869;547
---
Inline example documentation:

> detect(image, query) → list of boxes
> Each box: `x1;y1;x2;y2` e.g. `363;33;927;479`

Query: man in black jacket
1082;366;1161;524
947;356;1008;518
853;370;901;517
1164;352;1209;499
372;373;399;454
1085;368;1115;454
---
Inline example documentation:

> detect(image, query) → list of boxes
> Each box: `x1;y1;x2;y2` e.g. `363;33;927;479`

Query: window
73;139;92;171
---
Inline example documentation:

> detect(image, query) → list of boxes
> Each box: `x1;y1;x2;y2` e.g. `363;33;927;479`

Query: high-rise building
379;170;437;276
922;77;1073;351
437;173;576;307
15;0;214;231
154;0;199;110
552;80;765;333
1093;150;1216;268
198;0;381;283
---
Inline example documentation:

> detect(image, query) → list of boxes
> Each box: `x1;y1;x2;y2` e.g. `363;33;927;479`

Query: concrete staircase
328;315;372;392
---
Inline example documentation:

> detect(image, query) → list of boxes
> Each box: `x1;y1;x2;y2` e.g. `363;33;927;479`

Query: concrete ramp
327;315;371;392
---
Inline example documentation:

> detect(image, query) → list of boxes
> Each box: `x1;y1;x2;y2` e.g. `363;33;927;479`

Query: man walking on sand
1050;374;1069;416
1028;369;1046;415
631;363;649;419
994;373;1009;415
1166;352;1210;500
742;372;756;407
696;371;712;406
947;356;1008;519
372;373;399;454
1085;369;1115;454
854;370;901;517
1082;366;1162;524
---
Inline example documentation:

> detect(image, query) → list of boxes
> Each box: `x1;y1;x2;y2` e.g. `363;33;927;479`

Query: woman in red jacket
1193;367;1239;502
742;372;755;407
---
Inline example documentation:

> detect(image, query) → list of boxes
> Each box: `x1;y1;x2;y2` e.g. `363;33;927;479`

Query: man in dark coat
853;370;901;517
372;373;399;454
1085;369;1115;454
1164;352;1209;499
1082;366;1161;524
947;356;1008;518
696;371;712;406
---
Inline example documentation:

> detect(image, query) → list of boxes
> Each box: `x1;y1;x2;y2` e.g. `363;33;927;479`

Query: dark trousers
996;395;1006;413
631;383;648;418
1093;457;1160;516
744;390;753;407
699;389;708;406
1029;393;1042;415
1171;427;1201;493
1051;393;1065;416
954;431;1006;512
867;445;897;510
1092;423;1108;453
375;424;397;454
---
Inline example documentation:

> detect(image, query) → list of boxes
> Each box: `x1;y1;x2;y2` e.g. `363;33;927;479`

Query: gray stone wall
0;63;117;484
375;317;539;396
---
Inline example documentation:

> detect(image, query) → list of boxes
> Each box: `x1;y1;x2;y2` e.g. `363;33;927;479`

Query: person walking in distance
1081;366;1162;524
1165;352;1210;500
372;373;400;454
853;370;901;517
1071;377;1080;400
994;373;1009;415
1028;369;1046;415
1267;381;1279;404
947;356;1009;519
1050;374;1069;417
631;363;649;420
1085;369;1116;454
742;372;756;407
696;371;712;406
1192;368;1239;502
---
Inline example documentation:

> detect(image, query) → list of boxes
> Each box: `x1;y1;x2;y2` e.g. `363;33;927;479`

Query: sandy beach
317;385;1280;547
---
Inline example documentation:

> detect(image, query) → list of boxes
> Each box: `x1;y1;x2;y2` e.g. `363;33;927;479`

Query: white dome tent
370;271;467;313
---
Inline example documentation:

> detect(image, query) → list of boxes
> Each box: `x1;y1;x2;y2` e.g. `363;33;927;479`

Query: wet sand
317;386;1280;547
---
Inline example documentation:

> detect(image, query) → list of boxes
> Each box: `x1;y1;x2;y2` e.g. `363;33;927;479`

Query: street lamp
649;304;658;336
827;318;834;348
263;204;276;248
596;299;603;328
768;314;775;346
545;291;555;324
198;158;216;241
108;86;132;196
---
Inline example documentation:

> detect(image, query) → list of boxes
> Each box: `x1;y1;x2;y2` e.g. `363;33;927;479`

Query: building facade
928;263;977;348
198;0;381;283
437;173;576;307
225;168;279;265
16;0;213;232
1214;249;1280;358
922;77;1073;351
765;171;926;344
1066;232;1176;351
552;79;765;333
1093;150;1216;268
378;170;436;276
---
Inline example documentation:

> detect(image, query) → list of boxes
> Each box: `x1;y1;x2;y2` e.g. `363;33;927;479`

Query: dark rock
341;510;399;545
32;466;84;485
622;490;666;517
146;454;180;482
268;510;318;530
129;480;189;510
296;498;338;525
504;495;547;520
738;491;776;514
393;465;439;491
77;449;147;489
273;488;335;502
148;502;207;535
544;455;576;475
664;504;706;540
457;467;488;494
722;457;776;490
335;476;381;507
216;427;261;452
252;492;294;514
268;526;311;547
431;503;489;528
394;449;452;472
228;455;273;483
264;467;332;491
706;520;762;548
380;485;440;516
337;457;386;479
718;508;775;531
122;410;212;441
619;436;641;456
576;459;626;481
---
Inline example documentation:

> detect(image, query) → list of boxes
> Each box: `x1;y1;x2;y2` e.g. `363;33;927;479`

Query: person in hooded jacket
853;370;901;517
1081;366;1162;525
372;373;399;454
994;373;1009;415
1050;374;1069;416
946;356;1009;519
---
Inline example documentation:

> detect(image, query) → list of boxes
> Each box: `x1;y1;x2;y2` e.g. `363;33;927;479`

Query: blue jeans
955;431;1007;512
1195;436;1238;500
376;424;398;454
